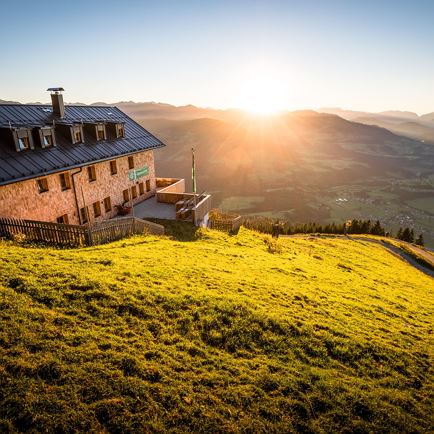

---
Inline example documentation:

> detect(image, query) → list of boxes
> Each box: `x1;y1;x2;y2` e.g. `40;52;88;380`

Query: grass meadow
0;225;433;432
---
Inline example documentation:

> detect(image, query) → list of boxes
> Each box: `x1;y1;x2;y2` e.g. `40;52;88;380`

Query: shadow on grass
146;219;202;242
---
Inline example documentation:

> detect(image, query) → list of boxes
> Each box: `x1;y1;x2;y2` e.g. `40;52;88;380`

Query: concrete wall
0;150;156;225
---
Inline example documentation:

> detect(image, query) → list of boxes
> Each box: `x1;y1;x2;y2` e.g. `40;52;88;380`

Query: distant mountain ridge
319;107;434;143
2;97;434;141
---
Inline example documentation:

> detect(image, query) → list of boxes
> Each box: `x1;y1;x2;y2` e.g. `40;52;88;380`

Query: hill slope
0;227;433;433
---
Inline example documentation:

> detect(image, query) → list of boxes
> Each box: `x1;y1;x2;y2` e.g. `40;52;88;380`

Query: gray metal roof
0;104;165;186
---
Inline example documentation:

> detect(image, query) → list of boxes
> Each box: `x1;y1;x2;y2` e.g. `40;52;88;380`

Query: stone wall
0;150;156;225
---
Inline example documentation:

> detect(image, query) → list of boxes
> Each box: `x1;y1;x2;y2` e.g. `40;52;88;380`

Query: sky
1;0;433;114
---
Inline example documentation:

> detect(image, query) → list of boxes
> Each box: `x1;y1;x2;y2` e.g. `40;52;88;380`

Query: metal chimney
47;87;65;118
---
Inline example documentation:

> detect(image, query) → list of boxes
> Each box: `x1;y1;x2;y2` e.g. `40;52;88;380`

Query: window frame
122;189;129;203
128;156;134;169
139;182;144;195
71;125;84;144
13;128;34;152
37;177;49;193
80;206;89;224
87;165;97;182
93;201;102;218
96;124;106;141
104;196;112;213
59;172;71;191
39;127;56;148
116;123;125;138
56;214;69;224
18;136;30;150
109;160;117;175
131;185;137;199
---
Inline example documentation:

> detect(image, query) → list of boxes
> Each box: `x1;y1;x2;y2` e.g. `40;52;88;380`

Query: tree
409;229;415;243
396;228;403;240
415;233;424;246
401;227;411;242
370;220;385;236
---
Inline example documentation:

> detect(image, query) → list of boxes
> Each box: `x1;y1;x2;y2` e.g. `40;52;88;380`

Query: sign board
128;165;149;181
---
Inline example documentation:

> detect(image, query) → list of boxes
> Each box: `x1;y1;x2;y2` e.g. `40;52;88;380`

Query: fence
88;217;164;245
0;216;164;247
0;218;88;246
207;210;242;235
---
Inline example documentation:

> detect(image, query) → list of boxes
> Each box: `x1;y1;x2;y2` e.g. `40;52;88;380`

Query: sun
236;71;289;115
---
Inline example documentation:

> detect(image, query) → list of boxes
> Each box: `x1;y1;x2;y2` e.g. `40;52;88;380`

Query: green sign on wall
128;165;149;181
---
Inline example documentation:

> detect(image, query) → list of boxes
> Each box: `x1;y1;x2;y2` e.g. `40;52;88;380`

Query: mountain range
2;99;433;245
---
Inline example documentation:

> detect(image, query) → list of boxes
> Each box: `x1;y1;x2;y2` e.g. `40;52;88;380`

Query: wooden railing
88;217;165;245
207;210;242;234
0;216;164;247
0;218;88;246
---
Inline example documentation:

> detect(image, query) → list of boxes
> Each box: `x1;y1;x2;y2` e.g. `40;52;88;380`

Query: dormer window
96;124;106;141
75;130;82;143
43;135;53;146
116;123;125;138
71;125;84;144
12;128;34;152
18;136;30;150
38;127;56;148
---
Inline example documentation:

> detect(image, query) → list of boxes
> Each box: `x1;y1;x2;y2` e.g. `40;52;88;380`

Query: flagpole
192;147;197;207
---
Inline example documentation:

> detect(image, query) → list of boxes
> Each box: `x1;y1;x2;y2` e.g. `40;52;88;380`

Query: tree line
241;216;425;246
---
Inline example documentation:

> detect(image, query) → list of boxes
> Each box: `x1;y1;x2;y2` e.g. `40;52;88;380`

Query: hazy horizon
1;96;432;117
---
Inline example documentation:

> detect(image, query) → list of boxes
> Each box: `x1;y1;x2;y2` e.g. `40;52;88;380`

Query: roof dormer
12;128;34;152
38;126;56;148
70;124;84;144
106;121;125;139
96;123;106;141
115;123;125;138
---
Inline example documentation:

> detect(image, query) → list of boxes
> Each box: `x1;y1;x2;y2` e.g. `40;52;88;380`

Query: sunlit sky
1;0;433;114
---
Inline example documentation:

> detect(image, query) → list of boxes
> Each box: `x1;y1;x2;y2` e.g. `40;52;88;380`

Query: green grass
0;225;433;433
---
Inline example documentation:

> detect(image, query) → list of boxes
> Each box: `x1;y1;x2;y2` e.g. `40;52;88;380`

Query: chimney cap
47;87;64;93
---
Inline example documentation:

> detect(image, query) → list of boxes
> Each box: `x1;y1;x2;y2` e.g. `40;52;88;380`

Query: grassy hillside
0;227;433;433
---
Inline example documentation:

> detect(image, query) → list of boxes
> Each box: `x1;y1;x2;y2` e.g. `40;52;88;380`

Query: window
80;206;89;224
56;214;69;224
128;156;134;169
40;127;55;148
18;136;30;150
104;196;112;213
93;201;101;218
43;134;53;147
123;189;129;202
37;178;49;193
110;160;117;175
71;125;84;144
96;124;106;141
146;179;151;192
131;185;137;199
138;182;144;195
14;128;33;152
116;123;125;138
59;172;71;190
88;165;96;182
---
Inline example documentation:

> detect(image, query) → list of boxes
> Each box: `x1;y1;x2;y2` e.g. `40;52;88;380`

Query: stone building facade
0;89;166;225
0;150;156;225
